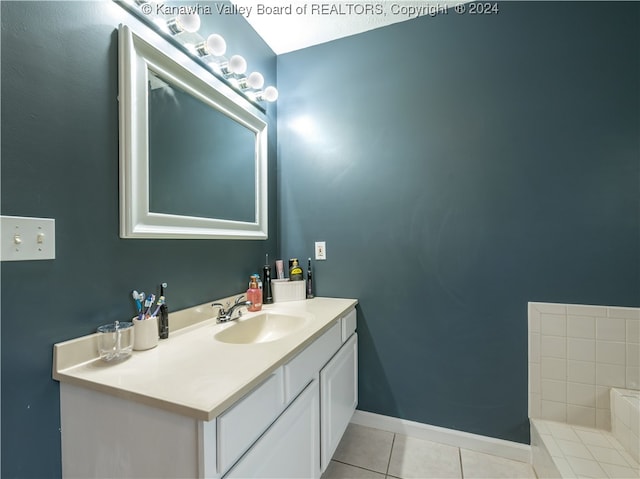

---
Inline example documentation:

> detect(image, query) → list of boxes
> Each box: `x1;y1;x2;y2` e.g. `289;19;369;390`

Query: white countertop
53;297;357;421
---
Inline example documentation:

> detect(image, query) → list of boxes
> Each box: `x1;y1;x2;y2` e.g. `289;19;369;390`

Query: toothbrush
131;290;142;313
144;294;155;318
151;296;165;317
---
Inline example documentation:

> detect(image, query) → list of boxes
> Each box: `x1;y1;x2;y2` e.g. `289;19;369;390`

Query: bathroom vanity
53;297;358;478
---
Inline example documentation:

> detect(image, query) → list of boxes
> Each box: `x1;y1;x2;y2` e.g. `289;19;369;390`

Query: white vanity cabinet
221;309;358;478
57;303;358;479
321;325;358;469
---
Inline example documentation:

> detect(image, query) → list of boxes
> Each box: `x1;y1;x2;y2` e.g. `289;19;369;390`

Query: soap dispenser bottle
289;258;304;281
247;276;262;312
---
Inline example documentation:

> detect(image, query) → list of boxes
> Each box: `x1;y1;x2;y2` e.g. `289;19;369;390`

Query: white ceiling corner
230;1;454;54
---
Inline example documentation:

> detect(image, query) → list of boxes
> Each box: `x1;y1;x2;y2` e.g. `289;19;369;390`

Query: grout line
458;446;464;479
386;433;396;476
331;459;387;476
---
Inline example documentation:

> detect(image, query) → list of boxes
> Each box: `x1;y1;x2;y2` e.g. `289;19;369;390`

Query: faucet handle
212;302;227;318
234;295;246;304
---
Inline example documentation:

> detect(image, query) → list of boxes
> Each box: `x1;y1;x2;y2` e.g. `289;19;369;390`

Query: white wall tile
567;315;595;339
541;357;566;381
596;408;611;431
608;307;640;320
533;303;567;315
529;332;540;363
541;313;566;337
567;338;595;362
541;335;566;359
567;404;596;428
596;363;626;388
567;360;595;385
596;318;626;341
542;379;566;402
529;393;541;418
541;400;566;422
596;341;626;365
596;386;610;410
626;343;639;367
528;303;541;333
529;363;540;393
626;367;640;390
529;302;639;431
567;304;608;317
626;319;640;343
567;382;596;408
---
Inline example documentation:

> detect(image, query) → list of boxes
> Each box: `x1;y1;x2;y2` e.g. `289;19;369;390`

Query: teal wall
1;2;276;477
277;2;639;444
2;1;639;477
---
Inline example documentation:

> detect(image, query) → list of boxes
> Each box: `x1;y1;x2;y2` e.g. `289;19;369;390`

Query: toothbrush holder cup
132;316;159;351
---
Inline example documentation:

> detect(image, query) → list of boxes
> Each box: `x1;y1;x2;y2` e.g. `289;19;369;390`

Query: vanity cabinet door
320;333;358;471
225;379;320;479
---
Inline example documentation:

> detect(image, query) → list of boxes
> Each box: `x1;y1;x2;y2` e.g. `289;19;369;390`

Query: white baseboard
351;410;532;464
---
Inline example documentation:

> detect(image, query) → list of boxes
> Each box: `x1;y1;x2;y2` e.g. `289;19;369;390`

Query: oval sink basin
214;313;308;344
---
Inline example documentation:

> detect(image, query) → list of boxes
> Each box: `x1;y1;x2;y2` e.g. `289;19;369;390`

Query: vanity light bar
129;2;278;103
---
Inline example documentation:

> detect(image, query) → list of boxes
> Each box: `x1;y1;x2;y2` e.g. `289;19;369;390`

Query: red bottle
247;276;262;312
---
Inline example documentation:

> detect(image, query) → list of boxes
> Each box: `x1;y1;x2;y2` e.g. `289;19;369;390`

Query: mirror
118;24;268;239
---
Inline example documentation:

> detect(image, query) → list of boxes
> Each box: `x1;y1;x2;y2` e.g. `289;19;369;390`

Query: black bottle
159;282;169;339
263;264;274;304
306;258;314;299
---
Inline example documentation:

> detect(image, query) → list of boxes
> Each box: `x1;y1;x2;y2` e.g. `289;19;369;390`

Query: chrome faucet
212;295;252;323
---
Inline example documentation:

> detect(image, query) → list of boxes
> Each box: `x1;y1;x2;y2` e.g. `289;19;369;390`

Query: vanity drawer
341;308;357;343
217;368;285;474
284;321;341;404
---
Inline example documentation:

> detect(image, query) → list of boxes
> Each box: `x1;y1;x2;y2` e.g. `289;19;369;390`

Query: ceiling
230;1;451;54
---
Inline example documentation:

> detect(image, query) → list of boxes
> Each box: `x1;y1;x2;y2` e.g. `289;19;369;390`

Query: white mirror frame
118;24;268;239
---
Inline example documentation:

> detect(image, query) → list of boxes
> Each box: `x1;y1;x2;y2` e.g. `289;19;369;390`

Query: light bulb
195;34;227;57
167;13;201;34
263;86;278;102
247;72;264;90
177;13;200;32
228;55;247;75
207;34;226;56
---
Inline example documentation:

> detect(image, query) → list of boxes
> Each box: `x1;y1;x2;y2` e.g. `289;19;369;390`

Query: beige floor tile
460;449;536;479
332;424;394;474
322;460;386;479
387;435;461;479
600;462;640;479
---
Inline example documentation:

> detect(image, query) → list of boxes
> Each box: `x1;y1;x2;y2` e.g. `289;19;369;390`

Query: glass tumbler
97;321;134;361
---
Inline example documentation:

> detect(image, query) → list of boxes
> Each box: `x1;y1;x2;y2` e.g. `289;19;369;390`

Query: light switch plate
315;241;326;260
1;216;56;261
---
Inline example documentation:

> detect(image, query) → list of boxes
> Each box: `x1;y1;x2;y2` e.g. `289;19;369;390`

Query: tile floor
322;424;536;479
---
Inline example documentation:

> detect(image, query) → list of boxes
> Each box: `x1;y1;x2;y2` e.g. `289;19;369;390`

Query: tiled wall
528;302;640;430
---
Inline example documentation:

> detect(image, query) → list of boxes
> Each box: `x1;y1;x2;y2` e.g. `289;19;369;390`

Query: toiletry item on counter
289;258;304;281
130;287;168;339
275;259;285;279
250;273;263;290
97;321;134;361
271;279;306;302
158;282;169;339
306;258;314;299
263;261;274;304
247;276;262;311
133;315;159;351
